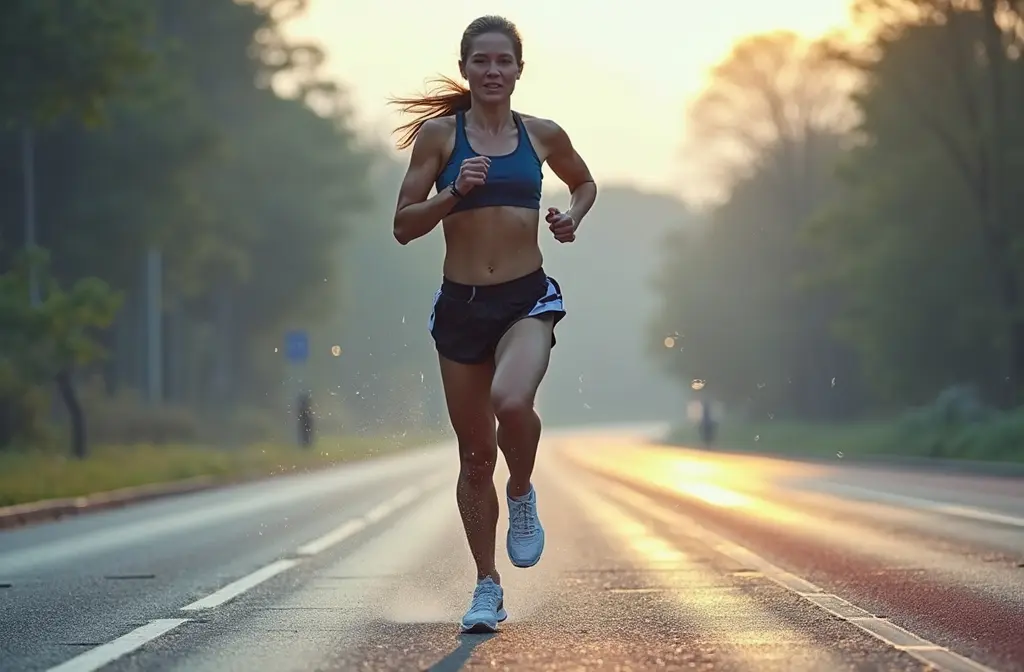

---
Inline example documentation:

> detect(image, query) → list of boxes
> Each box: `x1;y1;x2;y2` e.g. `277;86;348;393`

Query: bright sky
281;1;852;200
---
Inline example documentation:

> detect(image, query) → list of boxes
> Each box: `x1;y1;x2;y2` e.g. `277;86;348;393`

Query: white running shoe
460;577;507;633
506;482;545;568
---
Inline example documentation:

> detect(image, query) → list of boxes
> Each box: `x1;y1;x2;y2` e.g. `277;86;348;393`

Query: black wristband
449;182;463;199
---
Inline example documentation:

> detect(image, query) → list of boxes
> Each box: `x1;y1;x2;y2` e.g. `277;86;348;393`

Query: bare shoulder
520;114;569;146
416;116;457;147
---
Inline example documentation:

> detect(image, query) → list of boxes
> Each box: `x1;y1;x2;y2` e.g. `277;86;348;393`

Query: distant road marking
45;477;449;670
46;619;189;672
820;483;1024;529
185;479;445;609
582;472;999;672
182;559;298;611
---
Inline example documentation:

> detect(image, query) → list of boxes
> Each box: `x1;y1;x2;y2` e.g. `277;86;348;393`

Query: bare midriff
440;205;543;286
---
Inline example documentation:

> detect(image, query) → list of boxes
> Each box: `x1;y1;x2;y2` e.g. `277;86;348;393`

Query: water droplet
330;345;341;357
402;315;406;324
664;336;676;348
583;403;591;409
754;434;760;442
831;377;836;387
691;379;706;391
767;412;774;420
836;451;844;459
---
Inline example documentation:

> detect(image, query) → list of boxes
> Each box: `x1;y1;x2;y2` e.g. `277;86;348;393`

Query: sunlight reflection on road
553;435;830;524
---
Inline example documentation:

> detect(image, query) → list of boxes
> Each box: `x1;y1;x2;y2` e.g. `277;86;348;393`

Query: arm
542;121;597;225
392;120;458;245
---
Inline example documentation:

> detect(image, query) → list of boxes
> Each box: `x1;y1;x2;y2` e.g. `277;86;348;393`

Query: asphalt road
1;427;1022;672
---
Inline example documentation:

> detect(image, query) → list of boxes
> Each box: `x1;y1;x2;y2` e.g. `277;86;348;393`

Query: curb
0;476;227;531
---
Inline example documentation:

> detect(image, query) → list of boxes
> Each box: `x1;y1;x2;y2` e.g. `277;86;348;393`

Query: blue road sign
284;330;309;364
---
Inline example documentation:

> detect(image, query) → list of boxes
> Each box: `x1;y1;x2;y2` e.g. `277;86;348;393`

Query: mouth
483;83;503;91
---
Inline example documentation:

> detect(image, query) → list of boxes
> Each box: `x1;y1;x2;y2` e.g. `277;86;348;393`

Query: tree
155;0;375;410
684;30;858;206
0;250;120;456
813;0;1024;406
655;32;864;419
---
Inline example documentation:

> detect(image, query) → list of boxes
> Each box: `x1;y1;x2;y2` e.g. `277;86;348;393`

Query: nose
485;61;500;77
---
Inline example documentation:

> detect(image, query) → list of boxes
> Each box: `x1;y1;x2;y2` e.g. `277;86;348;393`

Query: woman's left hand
546;207;577;244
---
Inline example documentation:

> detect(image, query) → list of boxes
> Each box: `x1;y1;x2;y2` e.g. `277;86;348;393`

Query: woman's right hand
454;156;490;194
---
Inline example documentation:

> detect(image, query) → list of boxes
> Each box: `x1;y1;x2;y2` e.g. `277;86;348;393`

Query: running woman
390;15;597;633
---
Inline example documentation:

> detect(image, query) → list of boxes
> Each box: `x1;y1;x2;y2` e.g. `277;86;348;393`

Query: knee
458;442;497;485
491;386;535;426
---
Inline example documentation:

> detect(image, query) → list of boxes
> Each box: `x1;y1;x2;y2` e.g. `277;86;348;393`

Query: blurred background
1;0;1022;507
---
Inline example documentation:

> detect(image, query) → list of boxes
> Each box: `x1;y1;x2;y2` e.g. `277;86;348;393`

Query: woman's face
460;32;521;103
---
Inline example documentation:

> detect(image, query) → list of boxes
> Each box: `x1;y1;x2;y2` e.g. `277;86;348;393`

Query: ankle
478;571;501;585
507;480;532;500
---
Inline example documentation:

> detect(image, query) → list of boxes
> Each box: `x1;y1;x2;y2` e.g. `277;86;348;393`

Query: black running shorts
428;267;566;365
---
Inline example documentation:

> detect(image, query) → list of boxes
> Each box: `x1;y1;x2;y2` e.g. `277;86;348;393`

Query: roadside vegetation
651;1;1024;464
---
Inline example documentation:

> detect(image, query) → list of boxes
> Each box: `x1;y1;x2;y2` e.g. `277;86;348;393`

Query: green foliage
0;0;152;127
0;249;120;380
810;6;1024;407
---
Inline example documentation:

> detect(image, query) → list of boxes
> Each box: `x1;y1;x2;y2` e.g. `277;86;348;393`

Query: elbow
392;218;411;245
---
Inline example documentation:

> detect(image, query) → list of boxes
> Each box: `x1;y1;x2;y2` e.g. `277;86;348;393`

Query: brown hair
390;15;523;150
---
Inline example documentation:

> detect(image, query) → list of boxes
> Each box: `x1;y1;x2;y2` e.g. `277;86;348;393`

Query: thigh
438;354;497;451
492;315;555;405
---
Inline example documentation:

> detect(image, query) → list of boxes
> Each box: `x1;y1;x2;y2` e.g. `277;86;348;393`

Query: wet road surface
1;428;1022;671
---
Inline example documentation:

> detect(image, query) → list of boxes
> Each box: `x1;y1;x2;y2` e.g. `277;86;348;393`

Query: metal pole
22;127;39;306
146;247;163;404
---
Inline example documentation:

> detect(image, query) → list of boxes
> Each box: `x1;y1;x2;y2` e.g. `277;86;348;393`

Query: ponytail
389;76;472;150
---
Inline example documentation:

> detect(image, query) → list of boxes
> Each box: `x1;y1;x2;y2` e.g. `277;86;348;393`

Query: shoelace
509;499;538;537
471;581;502;612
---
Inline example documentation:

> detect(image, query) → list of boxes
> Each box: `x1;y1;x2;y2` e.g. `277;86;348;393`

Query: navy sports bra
434;110;543;214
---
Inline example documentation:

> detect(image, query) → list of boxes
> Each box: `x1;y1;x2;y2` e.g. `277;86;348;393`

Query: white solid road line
296;484;425;556
45;619;190;672
365;486;421;523
820;482;1024;529
181;558;299;611
589;475;999;672
296;518;368;557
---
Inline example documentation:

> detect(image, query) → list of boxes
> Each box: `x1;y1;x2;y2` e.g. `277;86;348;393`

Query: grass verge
0;432;446;508
667;410;1024;465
